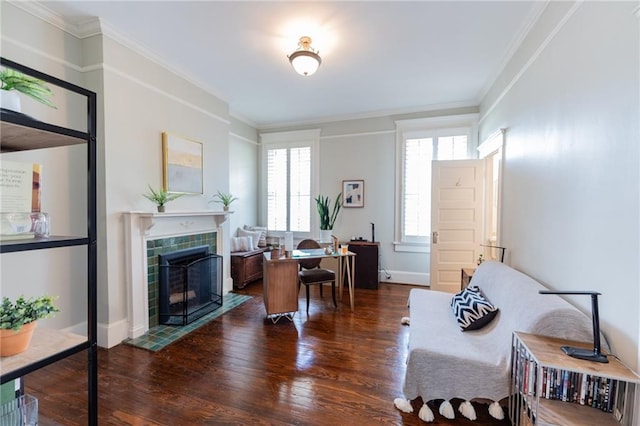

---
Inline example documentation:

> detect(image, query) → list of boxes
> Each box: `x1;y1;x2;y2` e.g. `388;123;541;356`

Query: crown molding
479;0;583;124
10;0;101;38
476;1;549;104
255;100;478;131
16;1;232;116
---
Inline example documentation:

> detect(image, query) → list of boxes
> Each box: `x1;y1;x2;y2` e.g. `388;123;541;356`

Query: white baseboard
379;270;429;286
98;318;129;348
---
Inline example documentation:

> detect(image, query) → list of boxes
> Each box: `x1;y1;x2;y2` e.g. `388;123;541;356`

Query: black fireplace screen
158;245;223;326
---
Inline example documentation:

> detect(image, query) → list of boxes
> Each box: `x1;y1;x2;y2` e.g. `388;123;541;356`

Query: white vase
320;229;332;243
1;90;21;112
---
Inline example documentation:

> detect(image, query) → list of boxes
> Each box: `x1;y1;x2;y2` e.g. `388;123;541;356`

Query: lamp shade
289;51;321;76
288;36;321;77
284;231;294;252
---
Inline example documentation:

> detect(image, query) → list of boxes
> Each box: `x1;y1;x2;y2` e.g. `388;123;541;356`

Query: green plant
315;193;341;230
0;68;56;108
210;190;238;207
143;185;183;207
0;295;59;331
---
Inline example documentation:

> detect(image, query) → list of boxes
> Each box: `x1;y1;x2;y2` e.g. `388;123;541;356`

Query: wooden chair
296;239;337;314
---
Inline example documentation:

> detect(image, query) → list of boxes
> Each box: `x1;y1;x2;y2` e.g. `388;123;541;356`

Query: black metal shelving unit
0;57;98;425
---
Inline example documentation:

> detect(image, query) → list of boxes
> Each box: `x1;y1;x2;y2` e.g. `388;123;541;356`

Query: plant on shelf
143;185;183;212
0;68;57;110
0;295;59;356
210;190;238;211
315;193;341;231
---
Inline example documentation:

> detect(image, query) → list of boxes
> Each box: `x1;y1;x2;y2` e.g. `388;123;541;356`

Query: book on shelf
0;161;41;240
536;366;621;414
0;160;41;213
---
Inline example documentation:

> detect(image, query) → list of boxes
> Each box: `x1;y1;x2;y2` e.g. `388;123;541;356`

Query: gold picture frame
162;132;203;194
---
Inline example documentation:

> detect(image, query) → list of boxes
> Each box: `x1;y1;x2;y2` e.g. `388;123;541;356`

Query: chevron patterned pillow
450;286;499;331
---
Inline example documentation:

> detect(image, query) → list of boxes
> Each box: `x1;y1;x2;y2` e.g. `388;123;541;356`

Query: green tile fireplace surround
146;233;217;327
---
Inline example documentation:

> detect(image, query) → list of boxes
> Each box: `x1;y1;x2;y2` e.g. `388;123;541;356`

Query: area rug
124;293;251;352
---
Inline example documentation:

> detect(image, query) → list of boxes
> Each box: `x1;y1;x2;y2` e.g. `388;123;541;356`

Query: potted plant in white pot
315;193;341;243
143;185;183;212
0;295;59;357
210;190;238;211
0;67;56;113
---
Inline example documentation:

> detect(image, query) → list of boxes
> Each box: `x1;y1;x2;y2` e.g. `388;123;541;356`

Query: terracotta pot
0;321;37;357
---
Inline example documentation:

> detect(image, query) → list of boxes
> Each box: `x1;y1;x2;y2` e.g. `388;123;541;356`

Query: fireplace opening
158;245;223;326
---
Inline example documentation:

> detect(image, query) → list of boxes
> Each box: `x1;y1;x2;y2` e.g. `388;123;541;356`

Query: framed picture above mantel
162;132;203;194
342;179;364;208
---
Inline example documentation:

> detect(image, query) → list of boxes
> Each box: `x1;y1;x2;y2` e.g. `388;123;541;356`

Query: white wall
262;107;479;285
1;4;254;348
229;118;259;234
1;3;89;336
480;1;639;372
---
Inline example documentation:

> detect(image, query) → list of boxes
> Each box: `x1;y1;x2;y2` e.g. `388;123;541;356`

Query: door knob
432;231;438;244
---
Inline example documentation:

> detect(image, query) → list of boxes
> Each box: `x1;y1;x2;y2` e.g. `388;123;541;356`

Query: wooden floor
25;281;511;425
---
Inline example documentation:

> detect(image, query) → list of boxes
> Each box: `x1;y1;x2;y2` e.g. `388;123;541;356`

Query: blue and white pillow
450;285;499;331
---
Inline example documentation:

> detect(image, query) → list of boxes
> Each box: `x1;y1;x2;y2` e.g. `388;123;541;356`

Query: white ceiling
34;1;542;128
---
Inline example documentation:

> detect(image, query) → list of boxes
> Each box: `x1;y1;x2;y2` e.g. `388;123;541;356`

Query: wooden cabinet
0;58;97;424
510;332;640;426
231;248;266;288
262;252;298;321
347;241;379;289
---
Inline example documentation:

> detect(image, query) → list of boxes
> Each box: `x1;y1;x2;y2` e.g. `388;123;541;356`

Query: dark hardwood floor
25;282;510;425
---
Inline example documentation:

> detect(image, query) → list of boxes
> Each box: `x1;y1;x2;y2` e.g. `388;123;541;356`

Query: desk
263;249;356;320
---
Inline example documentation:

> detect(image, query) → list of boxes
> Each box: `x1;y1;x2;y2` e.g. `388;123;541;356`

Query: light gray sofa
394;260;604;422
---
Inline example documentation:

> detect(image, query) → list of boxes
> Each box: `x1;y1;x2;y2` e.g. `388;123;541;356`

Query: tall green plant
0;68;56;108
315;193;341;230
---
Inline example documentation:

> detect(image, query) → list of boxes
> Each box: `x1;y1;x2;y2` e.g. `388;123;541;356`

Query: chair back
297;239;322;270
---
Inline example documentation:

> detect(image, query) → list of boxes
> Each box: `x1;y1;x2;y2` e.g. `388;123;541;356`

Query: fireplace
158;245;223;325
124;211;231;340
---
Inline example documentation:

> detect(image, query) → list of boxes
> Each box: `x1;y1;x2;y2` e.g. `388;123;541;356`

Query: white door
430;160;484;293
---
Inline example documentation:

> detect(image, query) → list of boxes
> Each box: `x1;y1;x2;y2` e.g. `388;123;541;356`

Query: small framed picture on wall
342;180;364;208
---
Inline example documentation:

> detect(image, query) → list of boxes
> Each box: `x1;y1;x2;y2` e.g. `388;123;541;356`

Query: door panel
430;160;484;293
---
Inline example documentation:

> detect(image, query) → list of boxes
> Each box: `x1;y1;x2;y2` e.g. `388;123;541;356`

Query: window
394;115;477;252
260;130;319;236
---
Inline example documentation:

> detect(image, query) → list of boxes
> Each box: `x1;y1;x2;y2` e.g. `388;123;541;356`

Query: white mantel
123;211;232;339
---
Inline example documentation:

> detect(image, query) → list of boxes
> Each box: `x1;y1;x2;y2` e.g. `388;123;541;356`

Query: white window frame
394;114;478;253
260;129;320;240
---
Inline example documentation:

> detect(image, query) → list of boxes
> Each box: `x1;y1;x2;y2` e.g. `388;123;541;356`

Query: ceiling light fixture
288;36;321;77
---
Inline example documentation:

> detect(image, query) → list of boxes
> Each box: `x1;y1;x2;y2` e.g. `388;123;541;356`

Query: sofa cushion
237;228;261;250
243;225;267;247
231;236;253;252
450;285;499;331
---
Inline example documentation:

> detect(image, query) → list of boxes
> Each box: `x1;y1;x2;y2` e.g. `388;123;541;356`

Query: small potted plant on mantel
143;185;183;212
0;295;59;357
210;190;238;211
0;67;57;113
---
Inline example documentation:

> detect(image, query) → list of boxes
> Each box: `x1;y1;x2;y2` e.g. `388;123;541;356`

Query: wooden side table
262;251;299;322
461;267;475;290
510;332;640;426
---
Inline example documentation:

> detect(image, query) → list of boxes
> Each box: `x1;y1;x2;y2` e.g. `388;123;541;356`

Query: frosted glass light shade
288;36;322;77
289;51;321;76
